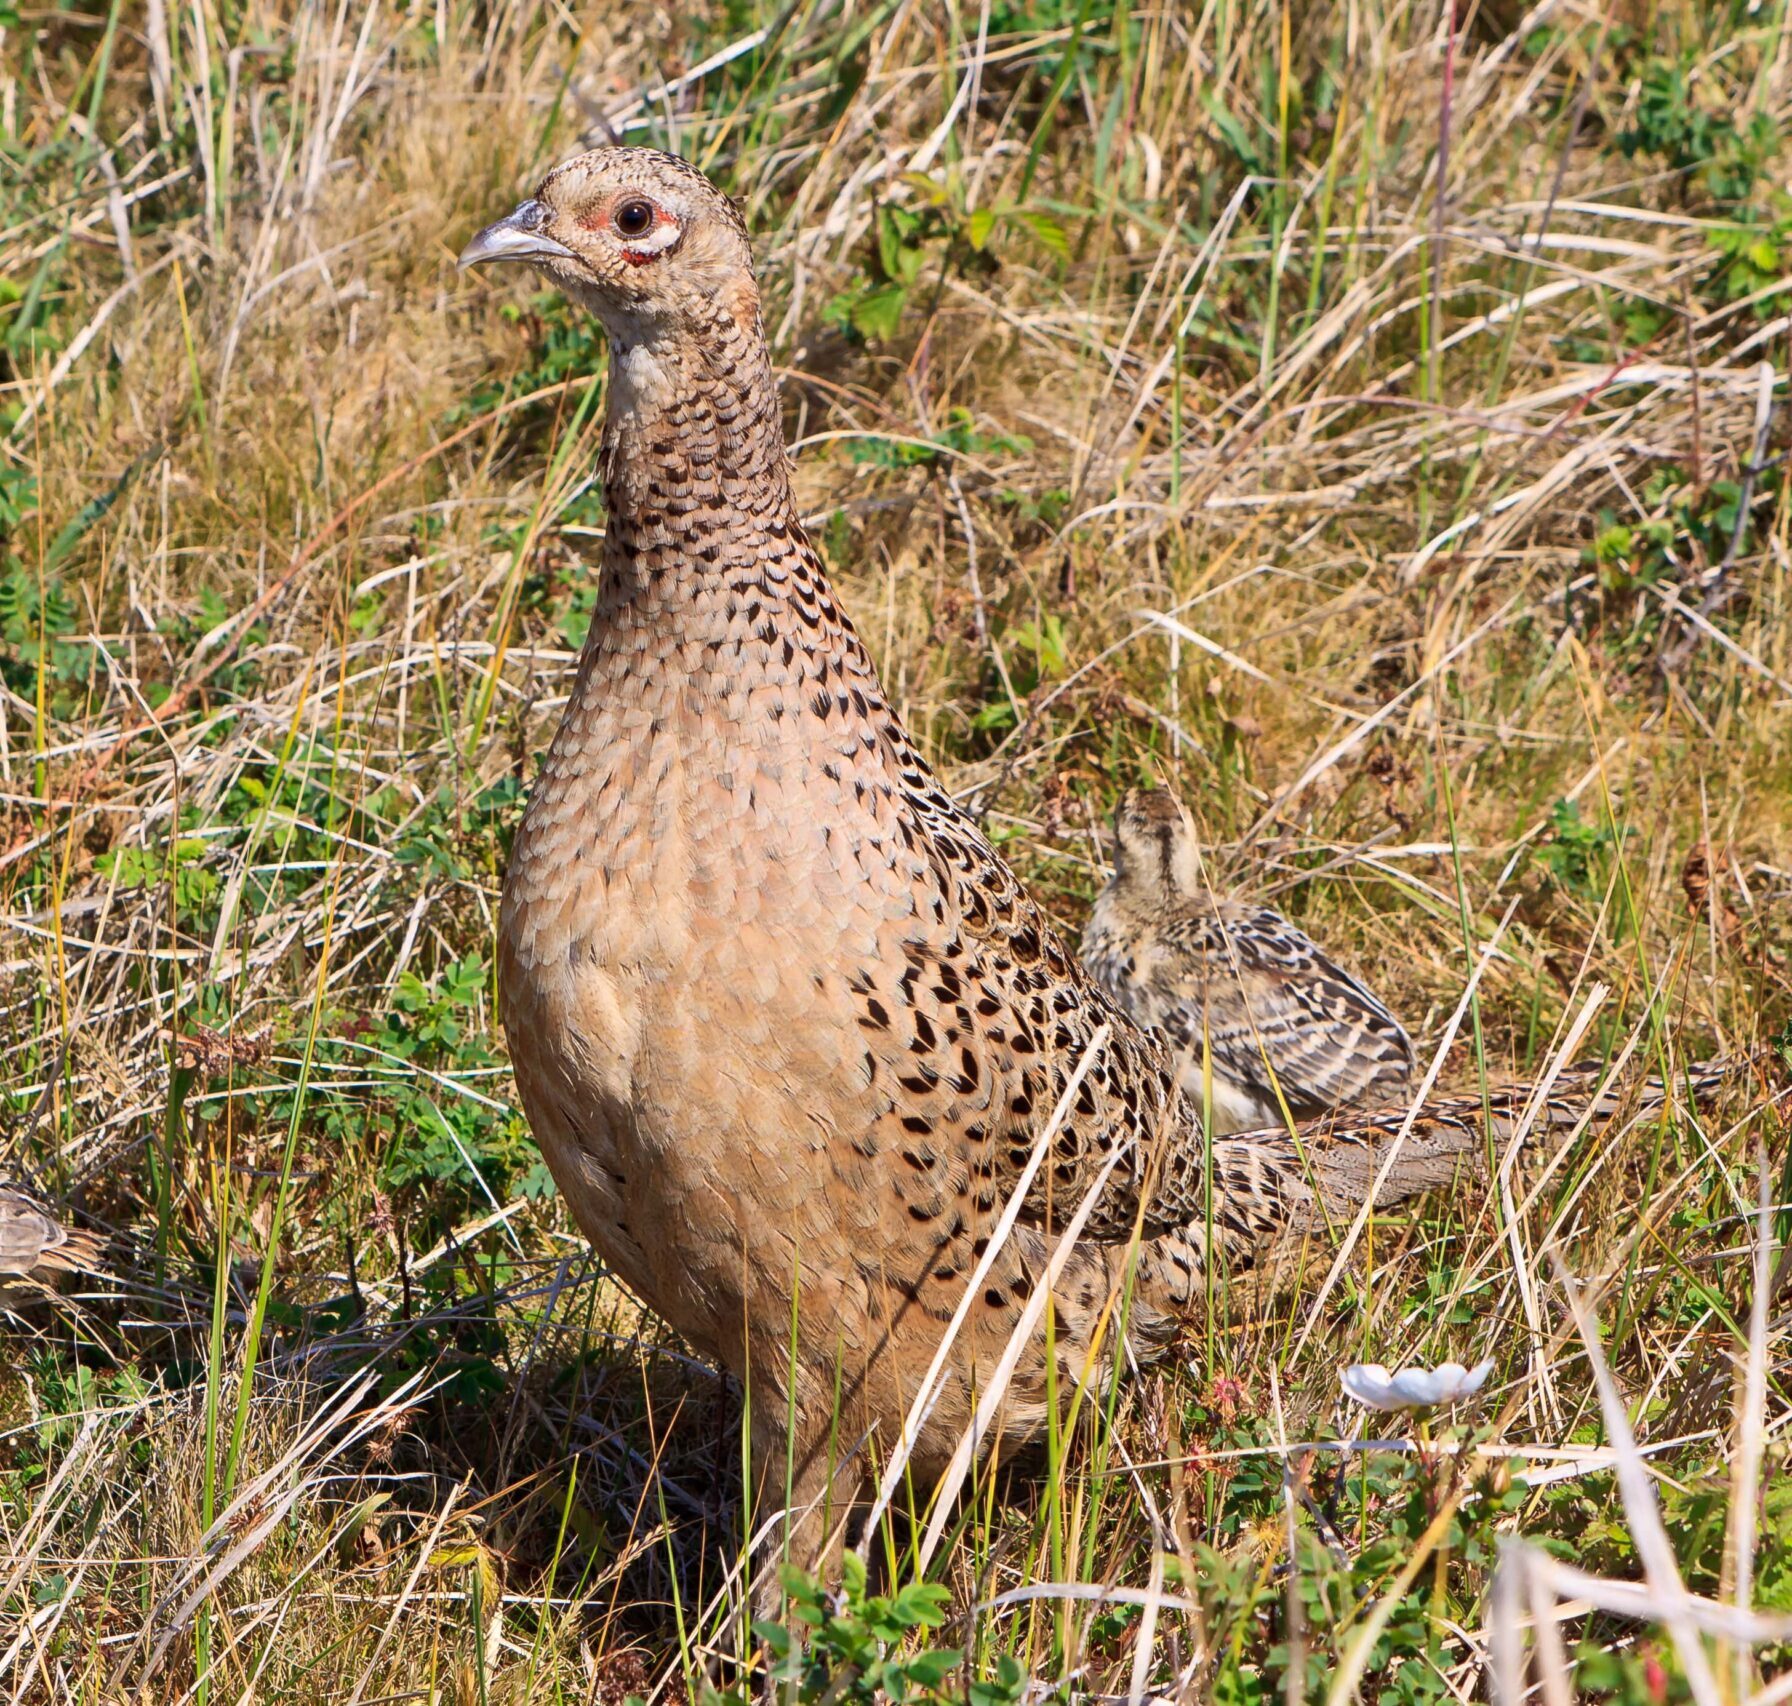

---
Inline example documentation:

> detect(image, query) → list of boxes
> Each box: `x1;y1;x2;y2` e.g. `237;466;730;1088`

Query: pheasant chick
1082;787;1414;1130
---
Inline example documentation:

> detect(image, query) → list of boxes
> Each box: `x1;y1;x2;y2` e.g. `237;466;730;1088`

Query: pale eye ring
614;199;655;239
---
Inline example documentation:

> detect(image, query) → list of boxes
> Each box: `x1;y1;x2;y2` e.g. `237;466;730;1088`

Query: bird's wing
1147;905;1414;1115
0;1188;104;1279
837;712;1202;1243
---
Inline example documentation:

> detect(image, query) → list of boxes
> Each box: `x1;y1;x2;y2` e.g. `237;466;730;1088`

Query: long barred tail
1207;1053;1774;1233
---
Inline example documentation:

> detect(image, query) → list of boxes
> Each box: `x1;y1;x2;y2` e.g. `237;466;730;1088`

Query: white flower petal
1340;1363;1398;1409
1459;1357;1496;1397
1387;1367;1448;1405
1342;1356;1497;1411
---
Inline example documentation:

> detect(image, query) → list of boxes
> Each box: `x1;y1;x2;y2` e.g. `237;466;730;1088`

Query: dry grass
3;0;1792;1696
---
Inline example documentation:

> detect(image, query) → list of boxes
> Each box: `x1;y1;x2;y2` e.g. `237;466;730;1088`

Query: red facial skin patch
619;205;679;266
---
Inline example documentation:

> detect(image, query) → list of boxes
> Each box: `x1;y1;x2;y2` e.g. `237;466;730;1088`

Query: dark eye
614;199;655;238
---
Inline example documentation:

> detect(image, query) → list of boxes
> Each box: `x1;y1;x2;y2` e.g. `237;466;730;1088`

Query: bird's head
459;147;757;342
1113;786;1201;894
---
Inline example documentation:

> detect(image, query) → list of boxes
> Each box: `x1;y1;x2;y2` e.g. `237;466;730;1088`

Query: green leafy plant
1618;56;1777;205
1707;210;1792;313
392;776;524;882
0;560;91;712
736;1556;1026;1706
1536;798;1628;901
340;953;548;1209
824;173;1067;344
1577;471;1758;653
1178;1428;1534;1706
1612;44;1790;315
845;406;1032;471
972;611;1069;732
151;585;267;703
448;289;605;425
95;830;222;919
996;484;1070;533
0;458;36;532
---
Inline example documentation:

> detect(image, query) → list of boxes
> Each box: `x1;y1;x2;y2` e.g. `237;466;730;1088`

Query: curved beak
458;200;576;271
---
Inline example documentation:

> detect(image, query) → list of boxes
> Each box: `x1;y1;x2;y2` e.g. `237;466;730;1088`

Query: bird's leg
746;1422;867;1627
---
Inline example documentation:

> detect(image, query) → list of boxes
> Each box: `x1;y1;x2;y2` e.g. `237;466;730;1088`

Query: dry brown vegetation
3;0;1792;1697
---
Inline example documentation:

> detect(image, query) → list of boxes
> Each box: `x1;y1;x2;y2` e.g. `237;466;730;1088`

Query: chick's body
0;1187;102;1285
1082;788;1414;1130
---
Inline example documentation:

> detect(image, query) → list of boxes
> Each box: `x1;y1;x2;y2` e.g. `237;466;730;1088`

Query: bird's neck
507;291;906;951
1117;856;1199;909
568;298;892;745
596;297;792;592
